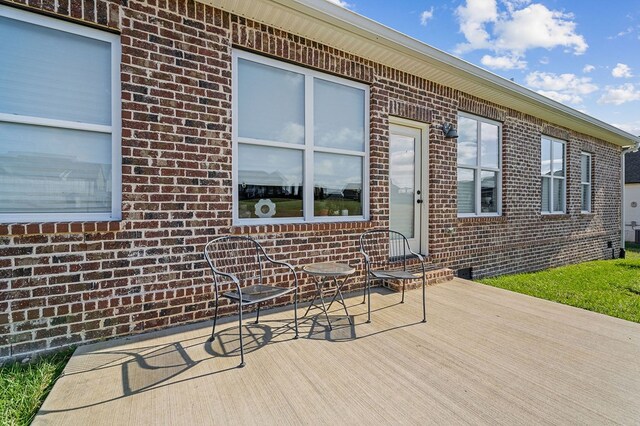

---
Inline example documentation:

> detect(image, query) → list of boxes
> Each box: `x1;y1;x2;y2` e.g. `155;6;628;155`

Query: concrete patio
34;278;640;425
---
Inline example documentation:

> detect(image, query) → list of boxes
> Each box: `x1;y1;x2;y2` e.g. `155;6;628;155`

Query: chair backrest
204;236;267;288
359;229;410;271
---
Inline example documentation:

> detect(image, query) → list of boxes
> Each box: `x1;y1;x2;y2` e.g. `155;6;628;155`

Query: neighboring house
625;150;640;243
0;0;639;359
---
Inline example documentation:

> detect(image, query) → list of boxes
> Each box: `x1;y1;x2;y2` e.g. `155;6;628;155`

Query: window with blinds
0;5;121;222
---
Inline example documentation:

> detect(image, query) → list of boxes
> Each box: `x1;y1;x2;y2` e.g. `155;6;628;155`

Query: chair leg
254;303;261;324
366;275;372;324
401;281;406;304
293;287;299;339
209;297;219;342
422;275;427;323
237;302;245;368
362;277;367;304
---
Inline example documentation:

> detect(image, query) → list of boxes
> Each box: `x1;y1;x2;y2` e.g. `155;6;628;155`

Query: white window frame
581;152;592;213
541;136;566;214
232;50;370;225
0;5;121;223
457;112;502;218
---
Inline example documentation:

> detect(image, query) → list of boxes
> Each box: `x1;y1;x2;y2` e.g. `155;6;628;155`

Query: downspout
621;141;640;259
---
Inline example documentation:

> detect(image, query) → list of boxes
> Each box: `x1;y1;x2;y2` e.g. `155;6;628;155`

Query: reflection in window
389;134;415;237
238;145;303;219
237;59;305;144
314;79;365;151
314;153;362;217
0;123;112;213
457;114;501;215
480;171;498;213
541;137;565;213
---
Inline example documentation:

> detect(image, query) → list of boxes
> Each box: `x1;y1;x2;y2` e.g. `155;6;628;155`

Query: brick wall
0;0;623;358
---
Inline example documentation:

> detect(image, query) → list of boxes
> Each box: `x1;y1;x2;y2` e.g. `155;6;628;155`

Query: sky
326;0;640;136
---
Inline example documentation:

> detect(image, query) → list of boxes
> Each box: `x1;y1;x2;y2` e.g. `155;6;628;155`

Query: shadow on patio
34;278;640;425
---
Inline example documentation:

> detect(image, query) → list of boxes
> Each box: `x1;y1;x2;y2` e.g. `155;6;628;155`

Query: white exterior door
389;122;426;253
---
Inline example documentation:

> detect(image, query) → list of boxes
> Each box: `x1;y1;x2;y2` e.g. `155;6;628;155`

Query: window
581;152;592;213
541;136;566;214
233;50;369;224
456;113;501;216
0;5;121;223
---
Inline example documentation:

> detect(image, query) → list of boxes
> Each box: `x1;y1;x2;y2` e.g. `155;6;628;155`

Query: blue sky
327;0;640;136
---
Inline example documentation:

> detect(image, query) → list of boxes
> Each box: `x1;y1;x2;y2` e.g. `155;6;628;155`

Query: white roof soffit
212;0;640;148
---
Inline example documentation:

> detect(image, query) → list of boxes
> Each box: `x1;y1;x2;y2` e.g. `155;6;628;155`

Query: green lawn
0;348;74;426
478;244;640;323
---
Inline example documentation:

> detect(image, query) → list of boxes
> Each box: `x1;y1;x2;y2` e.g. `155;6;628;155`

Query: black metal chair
204;236;299;367
359;229;427;323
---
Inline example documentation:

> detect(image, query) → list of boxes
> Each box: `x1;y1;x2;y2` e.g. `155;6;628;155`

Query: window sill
457;215;506;223
540;213;570;220
0;221;121;236
231;220;376;235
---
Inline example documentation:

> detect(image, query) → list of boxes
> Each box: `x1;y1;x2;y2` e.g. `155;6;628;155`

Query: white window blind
0;5;121;222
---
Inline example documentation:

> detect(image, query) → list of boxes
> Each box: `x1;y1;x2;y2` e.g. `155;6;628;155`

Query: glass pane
457;116;477;166
314;78;365;151
238;144;303;218
541;138;551;176
0;16;112;125
389;134;415;238
237;58;304;144
552;141;564;177
541;177;550;212
480;171;498;213
553;179;565;212
0;122;112;213
582;184;590;212
457;168;475;214
480;122;499;168
581;154;590;183
314;153;362;217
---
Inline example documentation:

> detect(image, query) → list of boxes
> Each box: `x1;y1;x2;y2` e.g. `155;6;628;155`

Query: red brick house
1;0;639;358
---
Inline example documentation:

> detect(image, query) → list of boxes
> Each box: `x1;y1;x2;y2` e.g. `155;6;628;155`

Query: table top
302;261;355;277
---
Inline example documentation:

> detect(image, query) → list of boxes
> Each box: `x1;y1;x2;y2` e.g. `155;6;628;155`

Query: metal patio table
302;262;355;330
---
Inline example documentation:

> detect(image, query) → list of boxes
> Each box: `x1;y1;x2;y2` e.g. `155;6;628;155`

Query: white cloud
481;54;526;70
609;27;634;39
539;56;549;65
493;4;587;54
582;64;595;73
454;0;588;70
598;84;640;105
420;7;435;26
525;71;597;104
325;0;352;8
612;63;633;78
612;121;640;136
455;0;498;53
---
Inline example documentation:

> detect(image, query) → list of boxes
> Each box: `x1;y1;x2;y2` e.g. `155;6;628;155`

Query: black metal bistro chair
204;236;299;367
359;229;427;323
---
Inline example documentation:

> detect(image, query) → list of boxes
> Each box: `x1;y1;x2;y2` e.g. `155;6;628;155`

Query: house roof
210;0;640;149
626;151;640;184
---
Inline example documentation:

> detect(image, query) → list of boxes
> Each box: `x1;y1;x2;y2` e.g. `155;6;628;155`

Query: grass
478;244;640;323
0;348;74;426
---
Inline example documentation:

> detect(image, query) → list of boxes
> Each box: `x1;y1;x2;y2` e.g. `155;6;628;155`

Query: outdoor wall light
438;122;459;139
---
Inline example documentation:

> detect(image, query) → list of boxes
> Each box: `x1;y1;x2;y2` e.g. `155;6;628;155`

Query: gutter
621;141;640;258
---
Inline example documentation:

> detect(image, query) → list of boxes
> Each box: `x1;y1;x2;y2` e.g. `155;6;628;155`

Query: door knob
416;199;423;204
